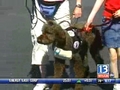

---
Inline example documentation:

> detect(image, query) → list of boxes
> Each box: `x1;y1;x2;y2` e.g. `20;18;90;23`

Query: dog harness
67;28;83;54
53;28;83;60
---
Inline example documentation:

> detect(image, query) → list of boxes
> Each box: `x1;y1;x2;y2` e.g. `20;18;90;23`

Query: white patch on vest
54;47;72;60
73;41;79;49
67;30;75;37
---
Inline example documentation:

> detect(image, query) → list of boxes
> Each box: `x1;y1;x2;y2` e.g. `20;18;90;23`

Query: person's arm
76;0;81;5
113;9;120;18
84;0;104;30
72;0;82;18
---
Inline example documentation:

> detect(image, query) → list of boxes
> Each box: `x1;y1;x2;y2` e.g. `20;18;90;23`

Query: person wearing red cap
84;0;120;90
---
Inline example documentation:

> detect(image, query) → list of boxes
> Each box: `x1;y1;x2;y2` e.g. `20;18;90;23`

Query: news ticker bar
0;78;96;84
0;78;120;84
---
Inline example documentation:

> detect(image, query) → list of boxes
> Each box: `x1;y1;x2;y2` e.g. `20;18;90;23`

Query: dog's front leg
52;58;65;90
73;55;85;90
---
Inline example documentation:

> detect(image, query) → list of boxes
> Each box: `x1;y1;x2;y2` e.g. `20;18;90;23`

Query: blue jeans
101;17;120;48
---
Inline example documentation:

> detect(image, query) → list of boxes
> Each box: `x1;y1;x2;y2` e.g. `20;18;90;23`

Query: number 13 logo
97;64;109;74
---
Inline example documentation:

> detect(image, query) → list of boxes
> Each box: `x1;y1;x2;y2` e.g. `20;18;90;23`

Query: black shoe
27;65;41;78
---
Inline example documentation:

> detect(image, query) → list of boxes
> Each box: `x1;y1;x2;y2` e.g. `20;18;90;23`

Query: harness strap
83;18;112;32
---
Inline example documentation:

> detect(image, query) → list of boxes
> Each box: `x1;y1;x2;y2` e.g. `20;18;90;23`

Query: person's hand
113;9;120;18
84;19;93;32
72;7;82;18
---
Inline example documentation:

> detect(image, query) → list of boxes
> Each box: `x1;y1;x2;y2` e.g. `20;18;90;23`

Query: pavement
0;0;115;90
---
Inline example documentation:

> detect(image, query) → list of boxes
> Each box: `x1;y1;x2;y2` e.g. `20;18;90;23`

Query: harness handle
58;20;71;27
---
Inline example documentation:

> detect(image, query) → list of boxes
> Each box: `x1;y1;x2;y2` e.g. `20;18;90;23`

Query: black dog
37;20;103;90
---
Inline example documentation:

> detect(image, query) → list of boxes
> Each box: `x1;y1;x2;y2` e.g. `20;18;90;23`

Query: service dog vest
67;28;83;54
53;28;83;60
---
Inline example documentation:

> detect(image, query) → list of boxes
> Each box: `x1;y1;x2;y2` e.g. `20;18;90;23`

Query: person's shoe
44;86;51;90
44;84;52;90
113;84;120;90
33;84;49;90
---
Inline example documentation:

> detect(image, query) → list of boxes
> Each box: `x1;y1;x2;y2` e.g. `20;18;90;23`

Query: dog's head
37;20;66;45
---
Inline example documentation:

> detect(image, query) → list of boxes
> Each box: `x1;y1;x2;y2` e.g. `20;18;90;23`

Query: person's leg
32;43;49;76
31;24;49;89
31;0;48;77
109;48;118;78
109;48;120;90
32;30;49;90
32;44;49;90
30;0;51;90
117;48;120;76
